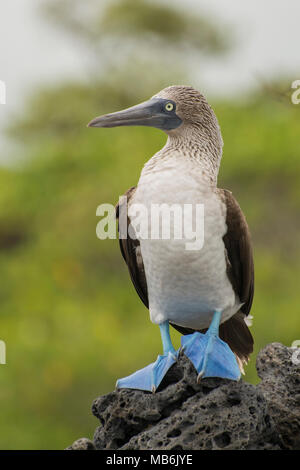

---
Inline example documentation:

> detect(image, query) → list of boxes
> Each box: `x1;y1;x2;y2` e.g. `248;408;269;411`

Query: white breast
131;155;241;330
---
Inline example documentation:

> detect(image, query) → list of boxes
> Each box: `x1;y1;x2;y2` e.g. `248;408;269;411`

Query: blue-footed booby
88;85;254;392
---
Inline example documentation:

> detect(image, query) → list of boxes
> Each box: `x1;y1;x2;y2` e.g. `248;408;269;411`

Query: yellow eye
165;102;174;112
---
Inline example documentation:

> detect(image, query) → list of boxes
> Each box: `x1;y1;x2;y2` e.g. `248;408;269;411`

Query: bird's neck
158;130;223;187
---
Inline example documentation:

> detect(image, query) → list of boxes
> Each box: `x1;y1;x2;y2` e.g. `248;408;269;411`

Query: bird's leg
116;321;179;393
181;310;241;382
159;320;177;356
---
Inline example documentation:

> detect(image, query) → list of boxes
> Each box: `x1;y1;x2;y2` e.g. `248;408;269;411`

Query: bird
88;85;254;393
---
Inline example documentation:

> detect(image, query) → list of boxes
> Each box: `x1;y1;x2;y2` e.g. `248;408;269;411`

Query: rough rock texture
257;343;300;450
66;438;96;450
68;343;300;450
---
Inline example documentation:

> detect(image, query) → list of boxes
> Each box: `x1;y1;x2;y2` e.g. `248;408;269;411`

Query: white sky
197;0;300;96
0;0;299;162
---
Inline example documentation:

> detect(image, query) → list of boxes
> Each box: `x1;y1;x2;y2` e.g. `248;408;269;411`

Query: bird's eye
165;102;174;112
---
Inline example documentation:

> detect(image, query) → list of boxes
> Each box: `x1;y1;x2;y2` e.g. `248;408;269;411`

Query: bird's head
88;85;222;146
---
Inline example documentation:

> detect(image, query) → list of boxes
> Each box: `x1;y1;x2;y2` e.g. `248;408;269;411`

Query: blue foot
181;311;241;381
116;321;179;393
116;351;178;392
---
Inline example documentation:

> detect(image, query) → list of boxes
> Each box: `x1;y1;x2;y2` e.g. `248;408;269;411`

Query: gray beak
87;98;182;131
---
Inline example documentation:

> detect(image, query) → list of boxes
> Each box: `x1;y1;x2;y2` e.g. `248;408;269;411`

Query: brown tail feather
218;312;254;368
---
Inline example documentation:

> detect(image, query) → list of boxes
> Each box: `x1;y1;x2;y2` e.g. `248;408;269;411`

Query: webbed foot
116;350;179;392
181;311;241;381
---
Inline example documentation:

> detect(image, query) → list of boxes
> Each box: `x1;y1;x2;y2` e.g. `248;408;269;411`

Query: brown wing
220;189;254;317
217;188;254;365
116;187;148;308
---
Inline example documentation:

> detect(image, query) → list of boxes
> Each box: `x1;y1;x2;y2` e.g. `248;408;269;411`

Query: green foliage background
0;0;299;449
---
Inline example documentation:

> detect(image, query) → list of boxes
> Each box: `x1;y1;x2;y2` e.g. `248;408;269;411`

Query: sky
0;0;299;162
197;0;300;96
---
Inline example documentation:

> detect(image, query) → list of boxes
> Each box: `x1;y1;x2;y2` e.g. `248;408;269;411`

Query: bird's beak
87;98;182;131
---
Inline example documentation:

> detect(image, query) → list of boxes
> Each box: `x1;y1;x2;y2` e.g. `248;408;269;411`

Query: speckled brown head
153;86;216;129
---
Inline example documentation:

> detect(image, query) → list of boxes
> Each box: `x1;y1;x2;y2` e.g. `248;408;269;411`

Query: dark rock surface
66;437;96;450
257;343;300;450
68;343;300;450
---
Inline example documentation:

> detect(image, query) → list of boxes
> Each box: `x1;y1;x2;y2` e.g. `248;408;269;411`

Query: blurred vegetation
42;0;231;58
0;0;299;450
